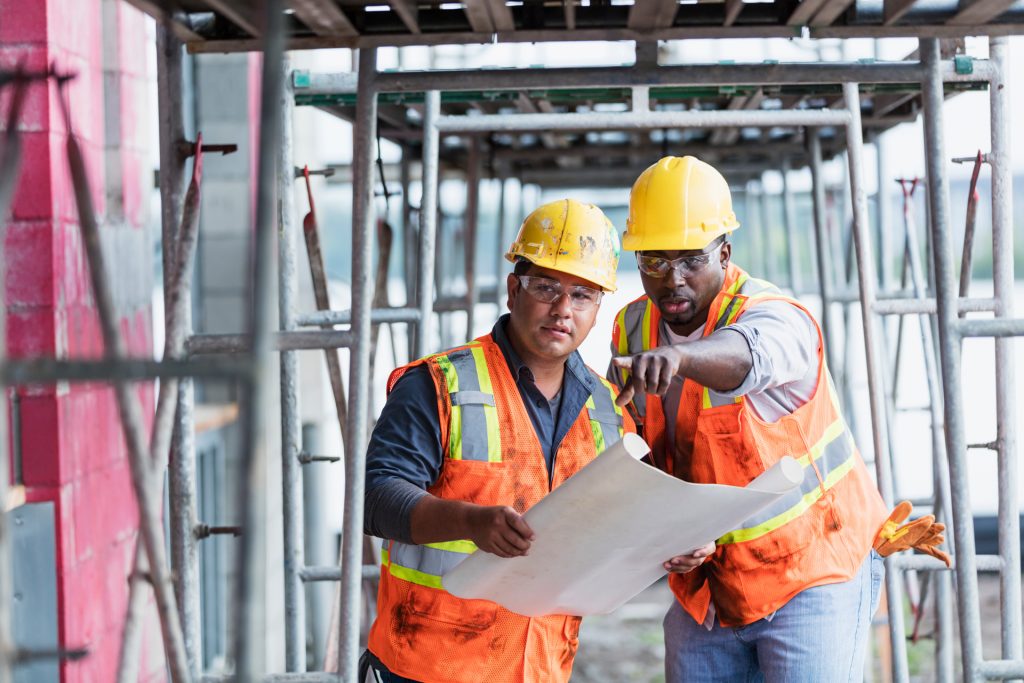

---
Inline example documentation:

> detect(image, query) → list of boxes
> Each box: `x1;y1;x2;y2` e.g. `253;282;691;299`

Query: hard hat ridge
624;155;740;252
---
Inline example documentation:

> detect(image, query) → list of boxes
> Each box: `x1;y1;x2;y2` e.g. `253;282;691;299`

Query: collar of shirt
490;314;595;394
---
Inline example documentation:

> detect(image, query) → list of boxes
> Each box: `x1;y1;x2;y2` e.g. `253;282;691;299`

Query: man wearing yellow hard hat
609;156;950;681
361;198;635;682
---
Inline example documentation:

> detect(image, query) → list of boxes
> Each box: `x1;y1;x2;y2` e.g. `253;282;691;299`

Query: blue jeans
664;551;884;683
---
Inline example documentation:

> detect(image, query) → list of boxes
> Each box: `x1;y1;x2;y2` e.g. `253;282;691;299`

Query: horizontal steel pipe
298;565;380;582
435;108;851;133
299;60;993;96
296;306;422;327
957;318;1024;338
200;674;341;683
1;358;247;385
187;330;355;354
978;659;1024;679
873;297;998;315
890;554;1002;572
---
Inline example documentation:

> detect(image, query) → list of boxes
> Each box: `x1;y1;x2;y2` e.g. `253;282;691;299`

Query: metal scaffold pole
339;47;378;682
155;24;202;678
417;90;440;359
920;37;983;683
808;130;839;374
841;81;909;683
988;35;1021;674
278;52;306;673
234;0;285;677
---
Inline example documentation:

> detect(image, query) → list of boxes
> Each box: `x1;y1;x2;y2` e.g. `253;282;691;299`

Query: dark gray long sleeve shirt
363;314;598;543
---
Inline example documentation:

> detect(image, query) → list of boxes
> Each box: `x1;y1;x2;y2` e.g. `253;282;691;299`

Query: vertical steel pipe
234;0;285;678
808;132;840;386
416;91;440;359
401;145;415;360
339;47;378;682
495;176;508;309
155;26;201;676
842;81;908;683
278;52;306;673
781;158;801;294
989;35;1022;673
920;38;983;683
464;137;481;341
758;179;777;284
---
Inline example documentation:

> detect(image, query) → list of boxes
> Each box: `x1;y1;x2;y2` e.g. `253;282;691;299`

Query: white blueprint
442;432;804;617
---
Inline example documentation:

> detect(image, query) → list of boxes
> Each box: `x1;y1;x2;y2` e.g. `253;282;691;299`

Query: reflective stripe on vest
436;343;502;462
384;342;625;590
613;298;658;418
381;539;479;589
586;379;626;453
717;405;855;544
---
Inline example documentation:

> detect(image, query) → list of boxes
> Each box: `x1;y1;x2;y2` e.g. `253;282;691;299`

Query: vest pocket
697;408;763;487
437;459;513;505
406;586;499;630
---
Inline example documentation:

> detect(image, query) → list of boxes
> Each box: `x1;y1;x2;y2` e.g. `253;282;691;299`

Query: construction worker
609;156;950;682
360;198;634;683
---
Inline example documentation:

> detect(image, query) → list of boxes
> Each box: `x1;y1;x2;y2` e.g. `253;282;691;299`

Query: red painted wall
1;1;161;681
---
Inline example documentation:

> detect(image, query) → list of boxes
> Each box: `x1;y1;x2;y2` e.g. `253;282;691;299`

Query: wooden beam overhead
628;0;680;30
724;0;745;26
786;0;829;25
387;0;421;33
948;0;1016;24
809;0;856;26
883;0;920;24
205;0;262;36
463;0;515;32
564;0;577;30
120;1;204;41
288;0;359;36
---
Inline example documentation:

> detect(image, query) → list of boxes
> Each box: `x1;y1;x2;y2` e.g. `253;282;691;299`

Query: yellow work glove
873;500;952;567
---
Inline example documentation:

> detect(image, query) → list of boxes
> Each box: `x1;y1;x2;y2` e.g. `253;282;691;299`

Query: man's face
637;238;731;336
506;264;602;365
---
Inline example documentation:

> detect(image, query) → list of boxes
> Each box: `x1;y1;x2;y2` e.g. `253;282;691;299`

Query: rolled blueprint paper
443;433;805;617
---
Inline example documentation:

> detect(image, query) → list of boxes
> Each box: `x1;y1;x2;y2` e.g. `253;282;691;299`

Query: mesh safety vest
368;333;627;682
611;263;887;627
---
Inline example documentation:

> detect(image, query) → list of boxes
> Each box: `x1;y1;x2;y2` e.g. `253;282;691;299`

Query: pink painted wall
1;1;161;681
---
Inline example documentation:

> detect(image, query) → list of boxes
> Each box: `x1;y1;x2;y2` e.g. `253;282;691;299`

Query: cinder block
198;178;252;237
0;47;51;133
18;395;61;485
4;220;55;307
10;132;54;220
199;292;247;335
196;54;252;123
0;0;48;43
199;234;249;294
6;305;56;357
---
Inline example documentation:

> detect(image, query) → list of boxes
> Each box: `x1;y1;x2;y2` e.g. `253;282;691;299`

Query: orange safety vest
611;263;888;627
368;333;628;682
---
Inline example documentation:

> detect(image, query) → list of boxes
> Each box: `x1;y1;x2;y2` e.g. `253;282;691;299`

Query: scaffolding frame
0;5;1022;683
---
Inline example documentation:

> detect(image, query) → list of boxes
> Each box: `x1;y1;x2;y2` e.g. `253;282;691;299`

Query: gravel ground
570;572;1016;683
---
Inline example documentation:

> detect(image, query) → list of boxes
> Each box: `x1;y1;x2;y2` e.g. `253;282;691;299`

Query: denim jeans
664;551;885;683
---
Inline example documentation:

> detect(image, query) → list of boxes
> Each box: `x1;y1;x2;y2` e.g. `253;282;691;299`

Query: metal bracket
195;524;243;539
295;166;336;179
954;55;974;75
953;153;990;165
298;452;342;464
967;440;997;450
15;647;89;663
177;140;237;157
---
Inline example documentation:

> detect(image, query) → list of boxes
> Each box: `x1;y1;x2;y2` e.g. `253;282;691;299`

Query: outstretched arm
613;329;752;407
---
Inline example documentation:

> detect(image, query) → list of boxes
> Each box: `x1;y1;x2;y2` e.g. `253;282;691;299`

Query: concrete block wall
1;1;160;681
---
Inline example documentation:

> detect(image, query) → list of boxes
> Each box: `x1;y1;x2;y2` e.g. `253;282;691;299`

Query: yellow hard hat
505;198;621;292
624;155;740;251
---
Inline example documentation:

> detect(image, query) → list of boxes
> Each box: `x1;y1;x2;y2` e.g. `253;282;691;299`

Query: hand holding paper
443;433;804;617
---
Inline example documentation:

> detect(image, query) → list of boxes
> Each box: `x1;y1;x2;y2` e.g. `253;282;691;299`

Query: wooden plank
463;0;515;32
288;0;359;37
564;0;577;30
883;0;920;24
120;0;205;41
724;0;744;25
206;0;262;36
948;0;1016;24
628;0;680;29
809;0;856;26
387;0;421;34
786;0;830;25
